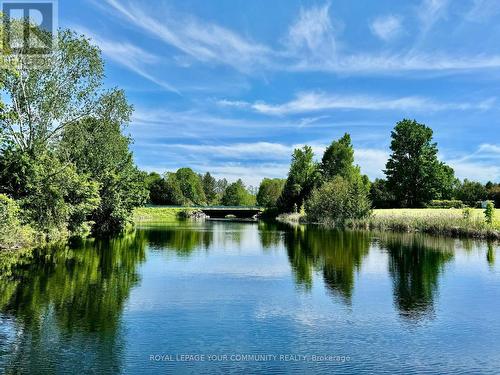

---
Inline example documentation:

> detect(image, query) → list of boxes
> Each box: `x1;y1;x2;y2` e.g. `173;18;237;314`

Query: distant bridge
198;206;263;219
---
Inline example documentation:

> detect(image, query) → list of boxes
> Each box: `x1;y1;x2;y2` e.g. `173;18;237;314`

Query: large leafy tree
321;133;356;180
0;28;146;236
385;119;455;207
221;179;255;206
175;168;206;205
257;178;285;209
0;30;108;153
278;146;319;212
59;90;147;234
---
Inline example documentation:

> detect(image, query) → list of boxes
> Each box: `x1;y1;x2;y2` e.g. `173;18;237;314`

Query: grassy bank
278;208;500;239
133;206;197;222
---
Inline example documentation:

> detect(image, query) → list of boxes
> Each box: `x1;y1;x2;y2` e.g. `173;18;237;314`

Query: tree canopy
221;179;256;206
278;146;319;212
385;119;456;208
257;178;286;209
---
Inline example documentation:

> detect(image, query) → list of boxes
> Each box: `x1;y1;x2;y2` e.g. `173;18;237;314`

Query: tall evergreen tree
202;173;217;205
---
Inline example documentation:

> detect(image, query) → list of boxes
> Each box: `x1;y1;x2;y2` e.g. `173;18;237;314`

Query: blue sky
61;0;500;185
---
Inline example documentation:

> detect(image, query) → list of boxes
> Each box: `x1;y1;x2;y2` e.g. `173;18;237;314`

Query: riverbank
277;208;500;240
133;207;200;222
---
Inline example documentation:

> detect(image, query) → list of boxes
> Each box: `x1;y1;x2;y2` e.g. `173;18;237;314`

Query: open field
277;208;500;239
350;208;500;239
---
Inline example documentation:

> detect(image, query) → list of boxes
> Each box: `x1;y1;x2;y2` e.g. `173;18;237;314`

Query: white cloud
73;26;179;93
286;3;336;60
444;143;500;182
417;0;450;33
104;0;271;72
236;92;495;115
136;141;391;183
477;143;500;155
370;15;402;41
448;162;500;182
96;1;500;76
355;149;390;179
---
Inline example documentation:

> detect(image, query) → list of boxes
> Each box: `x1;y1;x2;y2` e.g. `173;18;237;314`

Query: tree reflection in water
272;222;456;320
0;232;146;374
279;223;370;303
376;233;454;321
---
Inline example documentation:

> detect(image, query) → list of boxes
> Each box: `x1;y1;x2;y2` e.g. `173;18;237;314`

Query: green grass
133;207;192;222
350;208;500;239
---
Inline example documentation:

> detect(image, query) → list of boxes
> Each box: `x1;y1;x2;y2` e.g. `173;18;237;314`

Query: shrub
0;195;33;249
427;200;464;209
484;201;495;225
462;207;472;220
305;175;371;226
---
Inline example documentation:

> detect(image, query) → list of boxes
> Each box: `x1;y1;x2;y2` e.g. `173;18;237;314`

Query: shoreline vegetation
277;208;500;240
133;206;500;240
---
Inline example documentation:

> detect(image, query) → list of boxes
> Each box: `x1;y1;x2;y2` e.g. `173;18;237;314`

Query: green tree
370;178;396;208
221;179;256;206
202;172;218;204
20;153;100;238
278;146;319;212
457;179;488;207
257;178;286;209
0;194;34;249
59;90;147;235
163;173;186;205
486;183;500;207
0;30;109;154
321;133;356;180
385;119;455;207
175;168;206;205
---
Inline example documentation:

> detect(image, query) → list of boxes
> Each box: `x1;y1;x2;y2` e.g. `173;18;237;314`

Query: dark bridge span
199;206;263;219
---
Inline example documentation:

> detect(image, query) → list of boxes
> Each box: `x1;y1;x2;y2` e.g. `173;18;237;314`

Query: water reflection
0;233;146;373
142;223;213;255
377;233;454;321
487;242;495;267
280;224;370;303
0;221;497;374
267;223;457;319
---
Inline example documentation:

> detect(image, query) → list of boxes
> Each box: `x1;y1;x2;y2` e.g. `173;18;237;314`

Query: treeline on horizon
145;119;499;222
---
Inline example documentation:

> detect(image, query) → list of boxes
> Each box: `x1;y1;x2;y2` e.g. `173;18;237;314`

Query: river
0;220;499;374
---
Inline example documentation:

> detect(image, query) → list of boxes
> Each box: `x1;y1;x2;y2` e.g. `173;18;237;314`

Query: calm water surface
0;221;499;374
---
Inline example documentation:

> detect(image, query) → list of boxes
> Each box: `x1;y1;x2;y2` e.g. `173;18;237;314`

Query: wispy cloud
285;3;337;62
370;15;403;41
103;0;271;72
220;92;496;115
417;0;450;34
444;143;500;182
135;141;391;184
74;26;179;93
465;0;500;21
